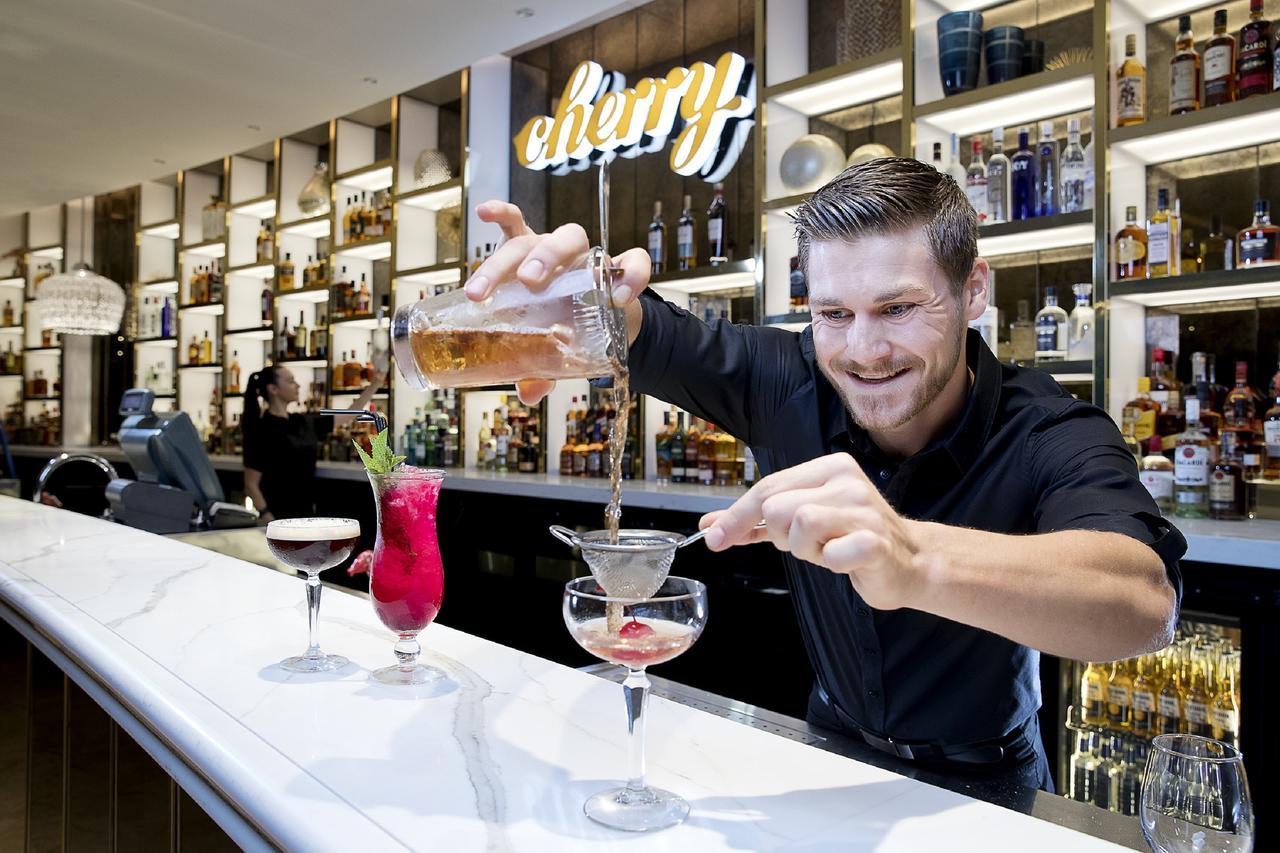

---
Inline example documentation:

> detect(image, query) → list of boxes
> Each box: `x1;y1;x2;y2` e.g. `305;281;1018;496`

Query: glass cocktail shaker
390;246;627;390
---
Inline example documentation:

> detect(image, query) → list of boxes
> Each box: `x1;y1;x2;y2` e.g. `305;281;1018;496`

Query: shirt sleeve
627;291;810;444
1026;400;1186;609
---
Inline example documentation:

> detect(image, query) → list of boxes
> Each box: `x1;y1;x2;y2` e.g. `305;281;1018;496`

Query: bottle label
1210;470;1237;502
1116;237;1146;264
1132;689;1155;712
677;224;694;256
1148;223;1170;265
1238;233;1278;265
1134;410;1156;442
1266;420;1280;452
965;183;988;220
1158;694;1180;718
1175;445;1209;485
1107;684;1131;707
699;465;713;485
1243;452;1261;466
1185;700;1208;724
1170;62;1198;110
1149;390;1169;405
648;230;663;261
1211;708;1237;733
1239;35;1271;91
1203;45;1233;93
1083;679;1103;703
707;219;723;246
1117;76;1144;120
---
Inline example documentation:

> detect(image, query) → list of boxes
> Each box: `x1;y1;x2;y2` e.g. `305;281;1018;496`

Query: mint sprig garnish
354;428;405;474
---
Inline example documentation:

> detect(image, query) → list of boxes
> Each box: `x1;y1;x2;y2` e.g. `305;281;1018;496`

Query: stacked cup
937;11;984;95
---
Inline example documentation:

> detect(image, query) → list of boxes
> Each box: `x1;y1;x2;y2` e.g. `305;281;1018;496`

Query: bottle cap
1256;199;1270;216
1125;33;1136;52
1214;9;1228;26
1068;117;1080;134
1179;14;1191;30
1138;376;1151;393
1040;119;1053;136
1126;205;1138;220
1157;188;1169;208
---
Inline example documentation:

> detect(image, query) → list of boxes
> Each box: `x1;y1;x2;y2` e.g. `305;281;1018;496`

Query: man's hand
465;200;652;405
698;453;928;611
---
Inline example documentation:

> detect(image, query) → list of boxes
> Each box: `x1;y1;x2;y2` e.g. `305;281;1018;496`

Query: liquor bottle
1169;15;1202;114
945;133;967;187
931;141;944;172
1204;10;1238;106
707;182;728;264
1126;377;1160;449
789;256;807;311
1201;214;1234;271
1209;451;1247;519
357;274;372;314
1237;0;1275;98
1010;299;1036;362
714;426;736;486
1082;129;1095;210
1093;736;1122;812
1105;659;1133;730
964;137;988;222
1237;199;1280;267
1110;739;1144;818
655;411;673;484
1035;120;1059;217
1265;357;1280;479
1059;119;1087;214
1010;127;1037;220
279;252;295;290
586;423;604;478
986;127;1011;223
1173;388;1213;517
199;331;213;365
1080;661;1106;725
572;418;590;476
1130;655;1157;737
1183;657;1212;736
1225;360;1261;434
1190;353;1223;438
302;255;314;288
1117;34;1146;127
648;201;666;275
671;411;687;483
1149;347;1183;416
1069;732;1100;804
1068;283;1094;361
293;311;307;359
506;419;522;472
311;314;328;360
477;412;492;470
228;351;241;394
257;222;273;262
1034;287;1068;362
1142;434;1176;514
1180;228;1201;274
1;300;11;327
698;422;716;485
209;261;224;303
1210;653;1241;747
1115;205;1148;280
677;194;696;271
1146;188;1179;278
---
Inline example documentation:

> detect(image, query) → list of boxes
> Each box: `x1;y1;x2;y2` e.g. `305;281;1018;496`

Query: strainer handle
548;525;581;549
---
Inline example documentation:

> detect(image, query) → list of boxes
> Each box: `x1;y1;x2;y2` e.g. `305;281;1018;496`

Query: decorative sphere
413;149;453;188
846;143;895;167
779;134;847;193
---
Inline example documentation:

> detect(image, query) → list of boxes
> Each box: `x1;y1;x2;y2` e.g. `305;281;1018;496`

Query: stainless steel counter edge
11;444;1280;568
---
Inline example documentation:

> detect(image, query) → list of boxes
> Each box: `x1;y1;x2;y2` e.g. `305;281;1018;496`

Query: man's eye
885;303;914;318
820;310;849;321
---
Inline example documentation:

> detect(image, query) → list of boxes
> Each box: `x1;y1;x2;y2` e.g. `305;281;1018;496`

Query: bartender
463;158;1185;791
243;364;385;523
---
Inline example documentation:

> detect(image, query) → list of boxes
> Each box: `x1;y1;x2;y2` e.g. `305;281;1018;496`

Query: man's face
807;228;980;434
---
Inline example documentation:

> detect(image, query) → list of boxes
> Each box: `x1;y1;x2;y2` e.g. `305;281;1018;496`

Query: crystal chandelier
35;200;125;335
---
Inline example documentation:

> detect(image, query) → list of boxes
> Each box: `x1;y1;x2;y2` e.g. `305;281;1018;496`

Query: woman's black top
243;413;329;519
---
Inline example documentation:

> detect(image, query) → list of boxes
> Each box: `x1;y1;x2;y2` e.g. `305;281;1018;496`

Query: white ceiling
0;0;630;217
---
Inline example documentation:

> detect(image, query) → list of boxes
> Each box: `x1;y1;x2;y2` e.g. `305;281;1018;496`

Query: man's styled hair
792;157;979;292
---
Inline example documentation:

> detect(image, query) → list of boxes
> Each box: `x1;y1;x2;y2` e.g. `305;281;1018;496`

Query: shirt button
879;469;890;480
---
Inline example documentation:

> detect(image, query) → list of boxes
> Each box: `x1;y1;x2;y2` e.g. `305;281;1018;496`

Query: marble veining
0;497;1131;851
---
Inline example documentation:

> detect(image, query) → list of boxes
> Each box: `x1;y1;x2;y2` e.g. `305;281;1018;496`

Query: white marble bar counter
12;444;1280;566
0;497;1130;852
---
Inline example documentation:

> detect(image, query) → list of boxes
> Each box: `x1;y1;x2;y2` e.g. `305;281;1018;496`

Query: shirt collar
816;327;1003;474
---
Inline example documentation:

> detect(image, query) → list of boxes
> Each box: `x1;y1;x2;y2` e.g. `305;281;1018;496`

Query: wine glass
265;517;360;672
366;467;447;684
563;575;708;832
1140;733;1253;852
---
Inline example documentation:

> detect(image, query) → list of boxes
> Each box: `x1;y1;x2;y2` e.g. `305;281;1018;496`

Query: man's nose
844;318;892;365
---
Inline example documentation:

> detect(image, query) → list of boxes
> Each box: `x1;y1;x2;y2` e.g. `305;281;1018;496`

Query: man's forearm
908;523;1177;662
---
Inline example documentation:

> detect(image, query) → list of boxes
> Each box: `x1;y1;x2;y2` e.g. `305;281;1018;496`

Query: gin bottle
1059;118;1088;213
1034;287;1069;362
986;127;1011;223
964;137;989;222
945;132;968;187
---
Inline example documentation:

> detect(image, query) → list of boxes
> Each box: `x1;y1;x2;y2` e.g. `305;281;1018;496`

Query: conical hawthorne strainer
549;526;681;600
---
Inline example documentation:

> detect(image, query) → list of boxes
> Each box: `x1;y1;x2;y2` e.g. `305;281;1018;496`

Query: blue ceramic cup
937;11;983;96
984;26;1025;85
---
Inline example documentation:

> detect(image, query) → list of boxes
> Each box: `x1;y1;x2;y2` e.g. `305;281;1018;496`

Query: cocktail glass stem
394;634;421;672
623;667;650;795
305;572;324;658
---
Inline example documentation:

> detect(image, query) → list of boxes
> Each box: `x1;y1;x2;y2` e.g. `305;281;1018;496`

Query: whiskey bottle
1204;9;1238;106
1141;436;1176;513
986;127;1011;223
648;201;666;275
1116;34;1146;127
260;283;273;324
655;411;673;484
1237;199;1279;267
228;351;241;395
1200;213;1234;271
964;137;988;222
294;312;308;359
1180;228;1201;274
1125;376;1160;449
1209;453;1247;520
1190;352;1222;438
257;222;273;262
706;183;728;264
1237;0;1275;99
677;194;697;271
1169;15;1202;114
671;411;687;483
1146;188;1179;278
199;331;213;365
1265;355;1280;479
279;252;296;289
1173;389;1213;518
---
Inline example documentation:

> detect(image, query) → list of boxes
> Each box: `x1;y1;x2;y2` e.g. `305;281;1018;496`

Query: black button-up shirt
629;294;1186;745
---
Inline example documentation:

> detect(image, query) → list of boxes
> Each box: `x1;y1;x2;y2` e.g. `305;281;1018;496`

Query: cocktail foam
266;517;360;541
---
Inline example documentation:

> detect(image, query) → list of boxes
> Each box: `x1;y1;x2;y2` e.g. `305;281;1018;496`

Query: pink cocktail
367;467;446;685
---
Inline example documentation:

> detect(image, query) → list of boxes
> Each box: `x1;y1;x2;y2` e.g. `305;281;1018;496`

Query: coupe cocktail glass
563;575;708;832
367;467;447;684
265;517;360;673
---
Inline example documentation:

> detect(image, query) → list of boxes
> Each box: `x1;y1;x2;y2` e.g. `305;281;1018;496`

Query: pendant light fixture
35;199;125;335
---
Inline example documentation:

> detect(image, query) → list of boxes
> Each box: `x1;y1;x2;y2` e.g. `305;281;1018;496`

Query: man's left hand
699;453;929;611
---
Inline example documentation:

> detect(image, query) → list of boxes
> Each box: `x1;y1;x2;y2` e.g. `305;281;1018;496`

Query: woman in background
242;364;385;523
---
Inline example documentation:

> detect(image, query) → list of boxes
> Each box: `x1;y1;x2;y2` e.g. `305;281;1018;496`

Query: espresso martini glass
265;517;360;673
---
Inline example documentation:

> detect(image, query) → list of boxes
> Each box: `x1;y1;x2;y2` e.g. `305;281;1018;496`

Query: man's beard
820;328;965;433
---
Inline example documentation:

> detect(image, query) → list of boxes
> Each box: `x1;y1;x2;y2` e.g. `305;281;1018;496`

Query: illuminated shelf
277;284;332;304
225;326;274;340
177;302;225;316
1029;359;1094;383
396;177;463;211
28;245;64;260
332;237;392;261
649;260;755;295
139;220;180;240
396;262;463;285
1110;267;1280;307
277;215;331;238
765;48;902;115
976;211;1094;257
1110;92;1280;166
763;192;810;215
140;278;179;293
914;64;1093;136
331;390;389;399
24;346;61;354
182;240;226;259
225;262;274;279
764;310;811;326
24;394;60;401
230;196;277;220
1128;0;1236;22
334;161;393;191
0;325;24;334
331;314;385;329
0;277;23;289
276;357;327;368
134;337;178;348
177;364;222;373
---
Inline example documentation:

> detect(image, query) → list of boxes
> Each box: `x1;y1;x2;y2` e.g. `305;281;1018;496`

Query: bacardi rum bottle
1237;0;1275;99
1173;387;1214;517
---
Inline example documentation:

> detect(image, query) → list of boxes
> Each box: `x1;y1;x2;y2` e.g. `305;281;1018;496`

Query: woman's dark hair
242;365;283;439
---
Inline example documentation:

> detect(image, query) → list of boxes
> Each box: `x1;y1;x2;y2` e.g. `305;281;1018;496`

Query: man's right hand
465;200;652;405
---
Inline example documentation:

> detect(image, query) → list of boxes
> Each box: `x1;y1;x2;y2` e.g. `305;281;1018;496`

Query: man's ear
964;257;991;322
